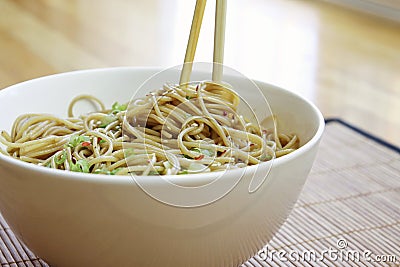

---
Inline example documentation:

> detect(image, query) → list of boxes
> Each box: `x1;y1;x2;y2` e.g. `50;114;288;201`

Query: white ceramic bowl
0;67;324;267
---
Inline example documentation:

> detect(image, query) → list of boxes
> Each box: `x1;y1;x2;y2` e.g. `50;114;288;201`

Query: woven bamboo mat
0;119;399;267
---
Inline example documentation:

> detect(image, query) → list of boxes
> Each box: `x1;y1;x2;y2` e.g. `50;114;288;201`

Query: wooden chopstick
179;0;207;86
212;0;227;83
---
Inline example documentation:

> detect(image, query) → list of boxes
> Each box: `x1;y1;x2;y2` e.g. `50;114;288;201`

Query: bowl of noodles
0;66;324;267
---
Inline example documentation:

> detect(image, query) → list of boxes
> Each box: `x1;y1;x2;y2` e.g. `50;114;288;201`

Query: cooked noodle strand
0;81;299;175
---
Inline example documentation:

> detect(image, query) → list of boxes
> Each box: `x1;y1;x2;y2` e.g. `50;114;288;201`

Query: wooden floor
0;0;399;146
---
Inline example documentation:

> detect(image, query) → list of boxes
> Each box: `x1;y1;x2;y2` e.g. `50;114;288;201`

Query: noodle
0;81;299;175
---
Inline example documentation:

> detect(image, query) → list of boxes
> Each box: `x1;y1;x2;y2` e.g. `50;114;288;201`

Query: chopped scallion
70;159;90;173
111;102;127;113
55;150;67;164
68;136;90;148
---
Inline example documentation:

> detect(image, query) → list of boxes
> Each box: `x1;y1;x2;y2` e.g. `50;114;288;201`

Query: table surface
0;0;399;146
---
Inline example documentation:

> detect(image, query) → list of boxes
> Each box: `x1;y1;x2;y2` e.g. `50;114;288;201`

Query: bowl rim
0;67;325;185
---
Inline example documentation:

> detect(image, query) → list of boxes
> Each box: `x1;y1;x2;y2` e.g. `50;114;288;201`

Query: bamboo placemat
0;119;399;267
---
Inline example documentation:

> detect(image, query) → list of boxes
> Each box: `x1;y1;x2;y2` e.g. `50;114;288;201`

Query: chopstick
179;0;207;86
179;0;227;85
212;0;227;83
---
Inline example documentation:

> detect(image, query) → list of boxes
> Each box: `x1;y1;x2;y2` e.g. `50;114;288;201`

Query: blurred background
0;0;399;145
